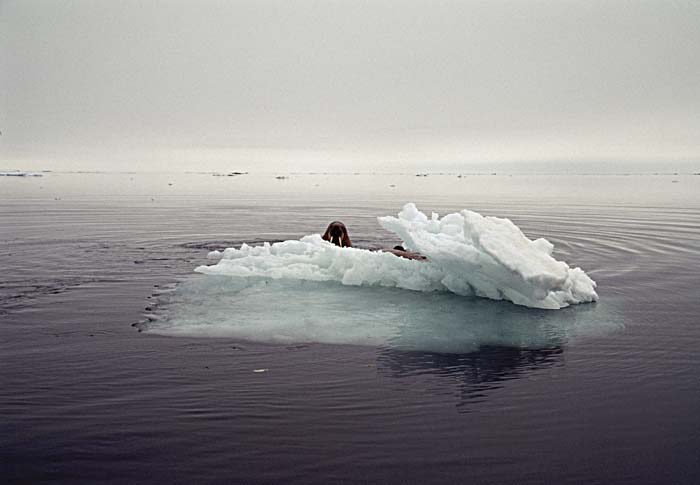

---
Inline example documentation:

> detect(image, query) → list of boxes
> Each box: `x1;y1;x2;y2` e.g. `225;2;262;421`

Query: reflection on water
377;345;563;409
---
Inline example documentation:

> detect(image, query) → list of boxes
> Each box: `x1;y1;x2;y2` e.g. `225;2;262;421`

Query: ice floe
197;203;598;309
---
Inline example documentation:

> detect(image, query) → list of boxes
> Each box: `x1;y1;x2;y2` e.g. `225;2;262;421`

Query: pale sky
1;0;699;172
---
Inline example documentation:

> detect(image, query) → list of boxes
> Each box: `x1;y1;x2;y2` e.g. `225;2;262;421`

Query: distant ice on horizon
0;171;43;177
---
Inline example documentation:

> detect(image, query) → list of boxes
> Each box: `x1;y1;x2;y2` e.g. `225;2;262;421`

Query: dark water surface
2;172;699;484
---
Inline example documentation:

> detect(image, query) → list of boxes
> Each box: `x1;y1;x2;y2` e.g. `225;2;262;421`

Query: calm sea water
2;171;699;484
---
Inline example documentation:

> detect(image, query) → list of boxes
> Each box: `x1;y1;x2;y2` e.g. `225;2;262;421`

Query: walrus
322;221;353;248
322;221;426;260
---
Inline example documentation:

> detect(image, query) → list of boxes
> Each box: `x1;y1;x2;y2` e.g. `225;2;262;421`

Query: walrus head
322;221;352;248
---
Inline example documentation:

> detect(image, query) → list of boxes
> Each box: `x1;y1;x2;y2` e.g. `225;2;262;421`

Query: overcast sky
1;0;699;172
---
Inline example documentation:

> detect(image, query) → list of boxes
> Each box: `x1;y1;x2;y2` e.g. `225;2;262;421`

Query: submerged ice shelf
199;203;598;309
145;277;613;353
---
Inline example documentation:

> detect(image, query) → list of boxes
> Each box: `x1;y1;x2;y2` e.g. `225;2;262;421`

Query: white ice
197;203;598;309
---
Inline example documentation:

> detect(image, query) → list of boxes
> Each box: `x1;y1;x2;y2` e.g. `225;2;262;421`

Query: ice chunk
378;203;598;308
195;203;598;309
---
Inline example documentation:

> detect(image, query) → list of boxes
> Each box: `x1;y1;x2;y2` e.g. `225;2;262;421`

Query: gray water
2;171;699;484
